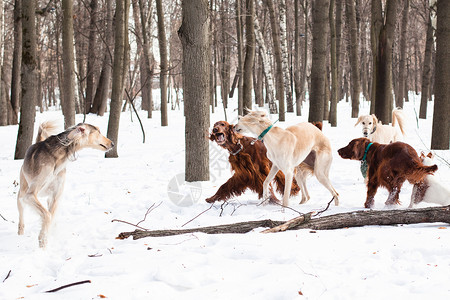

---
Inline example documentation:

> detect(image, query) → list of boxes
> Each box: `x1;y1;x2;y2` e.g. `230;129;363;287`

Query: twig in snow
111;219;149;231
3;270;11;282
0;212;7;222
181;203;214;227
45;280;91;293
111;201;162;231
313;197;335;217
219;201;229;217
136;202;162;227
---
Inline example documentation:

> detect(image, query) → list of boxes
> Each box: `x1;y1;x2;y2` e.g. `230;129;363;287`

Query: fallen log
117;205;450;240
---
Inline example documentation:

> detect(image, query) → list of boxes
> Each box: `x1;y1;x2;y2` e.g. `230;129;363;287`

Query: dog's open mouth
215;133;226;144
100;144;110;150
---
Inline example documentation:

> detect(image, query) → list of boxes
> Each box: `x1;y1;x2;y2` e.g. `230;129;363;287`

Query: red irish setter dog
338;138;437;208
206;121;300;204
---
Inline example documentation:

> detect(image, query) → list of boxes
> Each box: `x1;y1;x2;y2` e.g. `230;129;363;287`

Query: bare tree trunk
294;0;302;115
138;0;154;118
220;0;230;110
254;15;277;113
0;0;5;126
15;0;37;159
309;0;330;122
10;0;21;125
91;0;113;116
335;0;343;102
346;0;360;118
329;0;338;127
419;9;433;119
396;0;409;109
242;0;255;112
178;0;210;181
156;0;168;126
265;0;285;121
235;0;244;116
279;0;293;113
106;0;130;158
372;0;397;124
85;0;98;114
61;0;76;129
431;0;450;150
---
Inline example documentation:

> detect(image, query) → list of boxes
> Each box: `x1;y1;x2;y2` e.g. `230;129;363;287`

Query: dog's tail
409;164;438;184
392;108;406;136
35;121;59;143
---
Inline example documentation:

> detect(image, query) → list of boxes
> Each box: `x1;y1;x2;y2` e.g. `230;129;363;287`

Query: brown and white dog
409;152;450;208
207;121;300;204
338;138;437;208
354;109;405;143
235;111;339;208
17;122;114;248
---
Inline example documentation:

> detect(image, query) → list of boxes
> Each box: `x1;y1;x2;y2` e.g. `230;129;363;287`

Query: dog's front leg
263;165;279;204
282;171;294;208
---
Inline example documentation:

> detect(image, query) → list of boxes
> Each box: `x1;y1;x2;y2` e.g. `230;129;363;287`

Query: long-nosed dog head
68;123;114;152
338;138;371;161
235;110;271;135
354;115;378;138
210;121;239;146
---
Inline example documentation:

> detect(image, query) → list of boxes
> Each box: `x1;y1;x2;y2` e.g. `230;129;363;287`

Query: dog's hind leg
282;171;294;208
263;165;279;202
314;154;339;205
47;170;66;216
294;168;310;204
17;171;28;235
23;190;52;248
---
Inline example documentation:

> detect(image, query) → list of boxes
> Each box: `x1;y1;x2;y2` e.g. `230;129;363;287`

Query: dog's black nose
212;128;218;133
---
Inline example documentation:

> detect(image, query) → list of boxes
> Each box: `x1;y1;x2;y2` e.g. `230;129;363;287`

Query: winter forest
1;0;450;298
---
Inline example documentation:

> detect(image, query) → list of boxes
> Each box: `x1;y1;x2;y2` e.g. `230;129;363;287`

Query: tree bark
372;0;397;124
10;0;21;125
242;0;255;112
235;0;244;116
61;0;76;129
279;0;293;113
118;205;450;239
345;0;360;118
220;0;231;110
156;0;168;126
419;9;433;119
265;0;285;121
178;0;210;182
329;0;338;127
254;14;277;113
431;0;450;150
14;0;37;159
106;0;130;158
396;0;409;109
84;0;98;114
309;0;330;123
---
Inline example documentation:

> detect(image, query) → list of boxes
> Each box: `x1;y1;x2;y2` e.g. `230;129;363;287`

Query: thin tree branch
45;280;91;293
3;270;11;283
181;203;214;227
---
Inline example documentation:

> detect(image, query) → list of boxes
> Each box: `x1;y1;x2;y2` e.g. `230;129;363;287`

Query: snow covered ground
1;95;449;299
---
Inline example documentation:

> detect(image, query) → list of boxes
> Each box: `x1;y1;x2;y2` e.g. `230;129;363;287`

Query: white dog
409;152;450;208
235;111;339;207
355;109;405;143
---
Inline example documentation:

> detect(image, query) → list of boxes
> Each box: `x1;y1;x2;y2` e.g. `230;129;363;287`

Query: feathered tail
392;108;406;136
35;121;59;143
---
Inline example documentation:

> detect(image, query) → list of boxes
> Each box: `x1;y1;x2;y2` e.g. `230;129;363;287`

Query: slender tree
346;0;360;118
61;0;76;128
431;0;450;150
235;0;244;116
396;0;409;108
178;0;210;181
309;0;330;122
329;0;338;126
156;0;168;126
265;0;285;121
10;0;22;125
84;0;98;114
15;0;37;159
106;0;130;158
242;0;255;112
419;7;434;119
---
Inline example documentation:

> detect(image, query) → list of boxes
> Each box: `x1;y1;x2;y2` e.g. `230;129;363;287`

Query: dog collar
253;120;278;144
229;140;243;156
362;142;373;162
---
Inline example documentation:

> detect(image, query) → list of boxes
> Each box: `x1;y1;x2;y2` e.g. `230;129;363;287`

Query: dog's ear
229;124;239;144
371;114;378;124
354;116;363;126
67;125;86;140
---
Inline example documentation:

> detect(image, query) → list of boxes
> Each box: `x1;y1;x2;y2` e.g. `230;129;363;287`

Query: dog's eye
362;122;365;125
369;122;372;125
